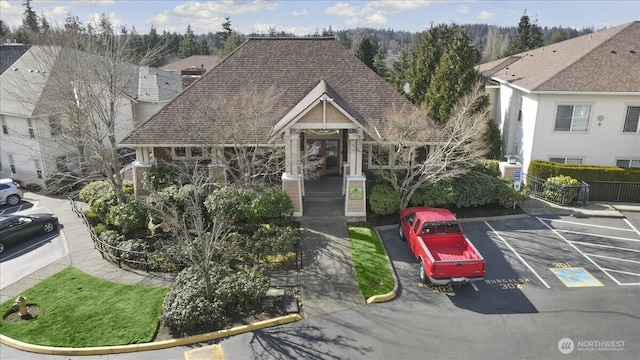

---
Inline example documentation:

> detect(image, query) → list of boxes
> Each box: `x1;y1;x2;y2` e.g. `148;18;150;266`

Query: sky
1;0;639;36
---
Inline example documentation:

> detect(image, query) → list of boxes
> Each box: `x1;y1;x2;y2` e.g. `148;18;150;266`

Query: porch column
208;147;227;192
132;147;152;197
282;132;303;217
345;133;366;220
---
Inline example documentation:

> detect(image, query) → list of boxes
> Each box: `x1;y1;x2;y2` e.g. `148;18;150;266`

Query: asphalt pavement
1;192;639;359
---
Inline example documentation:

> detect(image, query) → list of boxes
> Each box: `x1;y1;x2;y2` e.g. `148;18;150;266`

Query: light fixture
597;115;604;126
309;129;339;135
507;155;520;164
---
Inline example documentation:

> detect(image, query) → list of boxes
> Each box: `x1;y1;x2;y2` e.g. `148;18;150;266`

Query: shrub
106;200;148;235
544;175;580;204
248;225;299;257
450;172;498;207
122;180;134;195
84;209;101;226
93;223;108;237
409;181;454;207
369;183;399;215
161;265;269;336
143;163;178;191
99;230;125;247
79;181;118;219
205;186;292;223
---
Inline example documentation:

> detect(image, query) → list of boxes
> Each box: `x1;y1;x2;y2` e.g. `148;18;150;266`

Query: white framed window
34;160;42;179
616;159;640;168
554;105;591;132
549;157;583;165
172;147;211;159
56;156;69;172
8;154;16;175
50;115;62;136
28;119;35;138
623;106;640;133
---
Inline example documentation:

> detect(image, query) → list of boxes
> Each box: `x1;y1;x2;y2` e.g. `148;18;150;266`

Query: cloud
86;11;124;31
477;11;493;20
291;9;309;17
457;5;470;14
0;1;23;28
147;12;171;26
251;22;311;36
325;0;431;27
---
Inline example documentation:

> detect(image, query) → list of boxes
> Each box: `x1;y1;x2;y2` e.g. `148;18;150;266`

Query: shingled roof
477;21;640;92
120;37;422;146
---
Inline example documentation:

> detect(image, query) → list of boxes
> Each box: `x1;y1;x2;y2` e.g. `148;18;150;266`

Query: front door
307;139;340;175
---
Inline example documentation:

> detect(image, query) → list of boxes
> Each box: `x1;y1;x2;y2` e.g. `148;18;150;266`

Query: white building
0;44;181;187
477;21;640;173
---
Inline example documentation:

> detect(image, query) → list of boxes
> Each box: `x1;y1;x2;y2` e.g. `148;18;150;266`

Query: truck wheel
398;226;406;241
419;261;428;284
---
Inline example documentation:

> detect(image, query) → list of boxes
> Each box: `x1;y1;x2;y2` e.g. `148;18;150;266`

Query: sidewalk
0;193;175;304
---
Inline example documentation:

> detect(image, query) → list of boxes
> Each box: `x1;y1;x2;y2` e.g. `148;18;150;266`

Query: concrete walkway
0;193;175;304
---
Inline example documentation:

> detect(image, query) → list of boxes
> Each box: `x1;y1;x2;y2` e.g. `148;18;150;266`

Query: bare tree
169;87;323;186
144;161;228;302
367;82;490;210
8;16;170;201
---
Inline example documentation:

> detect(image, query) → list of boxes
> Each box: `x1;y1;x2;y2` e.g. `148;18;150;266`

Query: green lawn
0;267;168;347
349;227;395;299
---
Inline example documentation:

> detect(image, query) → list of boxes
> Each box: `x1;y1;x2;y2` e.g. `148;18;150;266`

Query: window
34;160;42;179
173;147;187;157
56;156;69;172
8;154;16;175
554;105;591;132
27;119;35;138
2;119;7;135
616;159;640;168
623;106;640;133
50;115;62;136
549;157;583;165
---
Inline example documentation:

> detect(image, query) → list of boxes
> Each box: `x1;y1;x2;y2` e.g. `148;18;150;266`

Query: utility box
500;160;523;190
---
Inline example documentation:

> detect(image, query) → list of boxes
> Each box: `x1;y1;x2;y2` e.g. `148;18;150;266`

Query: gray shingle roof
120;37;423;146
0;44;32;75
477;21;640;92
160;55;219;73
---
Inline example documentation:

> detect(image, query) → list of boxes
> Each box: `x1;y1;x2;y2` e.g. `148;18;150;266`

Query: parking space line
624;218;640;236
556;230;640;243
538;217;621;285
484;221;551;288
585;253;640;265
569;241;640;253
538;217;638;232
471;282;479;291
601;268;640;277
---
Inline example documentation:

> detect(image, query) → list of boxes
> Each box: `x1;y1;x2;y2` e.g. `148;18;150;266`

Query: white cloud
0;1;23;28
325;0;431;27
146;12;171;26
251;22;310;36
291;9;309;17
457;5;470;14
86;11;124;31
477;10;493;20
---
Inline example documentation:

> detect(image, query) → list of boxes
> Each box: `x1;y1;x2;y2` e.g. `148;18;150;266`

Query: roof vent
611;50;617;54
631;50;636;54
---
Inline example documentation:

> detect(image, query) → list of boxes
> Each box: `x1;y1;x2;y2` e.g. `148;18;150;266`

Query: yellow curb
0;314;302;356
366;290;396;304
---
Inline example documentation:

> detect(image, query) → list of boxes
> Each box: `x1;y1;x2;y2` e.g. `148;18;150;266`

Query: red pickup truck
399;207;485;285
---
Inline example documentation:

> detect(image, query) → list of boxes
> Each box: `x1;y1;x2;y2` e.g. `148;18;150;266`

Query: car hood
29;213;58;220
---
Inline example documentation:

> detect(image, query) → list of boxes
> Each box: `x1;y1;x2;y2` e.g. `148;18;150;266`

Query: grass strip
0;267;168;347
349;227;394;299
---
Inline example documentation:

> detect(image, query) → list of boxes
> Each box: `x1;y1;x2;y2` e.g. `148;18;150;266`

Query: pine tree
218;17;232;44
373;45;389;80
178;25;199;59
354;37;375;70
425;26;482;124
502;13;544;56
22;0;39;33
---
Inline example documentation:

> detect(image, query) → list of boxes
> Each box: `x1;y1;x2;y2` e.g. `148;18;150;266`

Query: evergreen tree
219;31;246;57
395;24;456;105
336;30;352;49
178;25;199;59
39;16;49;33
373;45;389;80
0;20;7;38
425;26;482;124
548;28;570;44
354;37;375;70
22;0;39;33
218;17;232;44
502;13;544;56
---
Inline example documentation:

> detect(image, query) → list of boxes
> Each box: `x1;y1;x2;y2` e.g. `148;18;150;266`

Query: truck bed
431;247;480;261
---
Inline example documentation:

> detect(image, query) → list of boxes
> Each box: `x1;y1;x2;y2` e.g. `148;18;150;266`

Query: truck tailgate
431;259;485;280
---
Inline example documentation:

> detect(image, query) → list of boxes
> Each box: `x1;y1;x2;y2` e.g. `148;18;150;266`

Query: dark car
0;213;59;254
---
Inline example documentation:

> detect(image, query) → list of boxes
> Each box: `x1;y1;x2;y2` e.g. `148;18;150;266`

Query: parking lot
0;199;65;290
380;213;640;311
